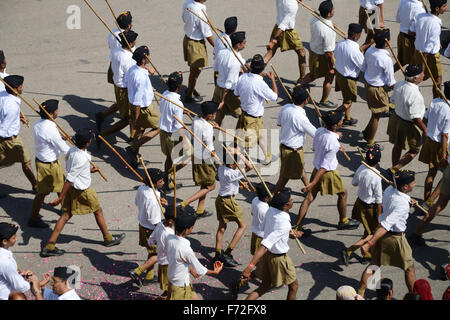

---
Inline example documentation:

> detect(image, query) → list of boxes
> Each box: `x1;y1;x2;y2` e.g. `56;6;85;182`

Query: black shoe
193;89;201;97
357;131;369;141
379;110;392;118
337;219;360;230
95;112;104;132
361;256;371;265
318;101;337;108
104;233;126;247
28;219;49;229
341;248;350;266
142;277;159;286
409;233;426;246
219;253;239;268
129;269;143;287
342;118;358;127
196;210;213;219
41;247;66;257
184;95;203;103
359;142;384;153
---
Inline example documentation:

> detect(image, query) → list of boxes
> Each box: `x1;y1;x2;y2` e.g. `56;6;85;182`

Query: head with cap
224;16;238;35
292;86;310;106
222;146;239;169
319;0;334;19
374;29;390;48
4;75;24;95
145;168;166;190
116;11;133;30
444;81;450;100
429;0;447;14
201;101;219;121
51;266;76;295
0;50;6;70
74;128;93;149
376;278;394;300
167;71;183;92
230;31;246;51
405;64;424;84
250;54;265;74
394;169;416;193
255;183;272;202
132;45;150;66
348;23;364;41
270;189;293;211
336;285;360;300
365;144;381;166
119;30;138;49
163;205;176;226
322;110;344;131
175;211;197;235
413;279;434;300
0;222;19;248
39;99;59;120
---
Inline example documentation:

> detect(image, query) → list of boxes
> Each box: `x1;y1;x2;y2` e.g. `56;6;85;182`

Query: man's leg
415;192;450;236
100;118;129;137
337;191;348;223
405;266;416;292
297;189;319;227
225;219;247;254
263;46;278;65
391;145;403;167
93;208;113;242
320;74;335;104
296;49;307;81
132;128;161;152
392;150;418;171
30;193;47;221
358;264;378;297
186;66;202;99
45;212;72;249
432;76;442;99
246;282;271;300
181;184;216;213
273;176;289;196
287;279;298;300
215;221;227;258
22;161;37;189
364;113;381;146
297;73;316;87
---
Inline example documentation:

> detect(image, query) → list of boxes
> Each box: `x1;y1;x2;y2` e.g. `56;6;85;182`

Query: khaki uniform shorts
61;186;101;215
419;136;448;169
365;83;389;114
35;159;65;195
237;114;263;149
183;35;208;69
213;86;242;119
412;51;442;81
250;233;264;279
0;136;30;167
215;195;244;224
158;264;169;291
397;32;415;66
335;72;357;104
138;224;158;254
371;233;414;271
279;144;305;180
160;130;181;157
387;113;422;152
107;62;114;84
192;159;216;187
270;24;303;52
310;168;346;196
308;49;332;79
114;85;130;119
259;252;297;288
351;198;379;235
441;165;450;196
137;104;160;130
168;283;195;300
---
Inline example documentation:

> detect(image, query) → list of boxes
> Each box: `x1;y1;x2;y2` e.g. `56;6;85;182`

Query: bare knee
289;279;298;292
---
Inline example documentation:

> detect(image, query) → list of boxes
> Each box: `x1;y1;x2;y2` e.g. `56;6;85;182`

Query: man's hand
266;39;277;51
210;121;219;128
213;261;223;275
336;132;343;140
329;68;335;75
289;229;304;239
439;158;448;168
40;273;51;287
50;197;63;207
239;181;249;190
410;199;418;207
160;198;169;207
302;183;314;193
90;166;100;174
361;242;370;256
145;65;155;75
265;71;276;81
20;117;29;126
241;266;252;279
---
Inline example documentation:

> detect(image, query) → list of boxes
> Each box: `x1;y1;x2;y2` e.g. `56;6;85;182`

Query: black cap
74;128;93;148
319;0;334;17
376;278;394;297
147;168;166;185
366;143;381;166
394;170;415;187
230;31;246;46
444;81;450;99
119;30;138;47
322;110;343;127
292;86;309;105
429;0;447;10
167;71;183;91
405;64;423;77
224;16;238;34
4;75;24;94
374;29;390;47
348;23;363;35
132;45;149;63
270;189;291;210
201;101;219;116
0;222;18;242
255;182;273;200
164;205;176;221
39;99;59;118
250;54;265;74
175;211;197;229
53;266;76;281
116;11;132;29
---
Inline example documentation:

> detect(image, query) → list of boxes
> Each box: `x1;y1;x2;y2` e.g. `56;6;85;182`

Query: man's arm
241;244;268;279
266;71;279;96
377;4;384;29
206;35;215;47
361;225;388;254
302;168;327;193
50;181;73;206
412;118;427;137
325;52;335;75
440;133;448;167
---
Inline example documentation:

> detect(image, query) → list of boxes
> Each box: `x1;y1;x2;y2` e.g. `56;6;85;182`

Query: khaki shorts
183;35;208;69
61;186;101;215
309;49;332;79
160;130;181;157
168;283;195;300
107;62;114;84
237;114;263;149
397;32;415;66
412;51;442;81
35;159;65;195
137;105;160;130
335;72;357;104
387;113;422;152
419;137;447;169
441;165;450;196
192;159;216;187
270;24;303;52
351;198;379;235
371;233;414;271
114;85;130;119
215;195;244;224
259;252;297;288
0;136;30;167
358;6;376;35
310;168;346;196
365;83;389;114
138;224;158;254
279;144;305;180
214;86;242;119
158;264;169;291
250;232;263;256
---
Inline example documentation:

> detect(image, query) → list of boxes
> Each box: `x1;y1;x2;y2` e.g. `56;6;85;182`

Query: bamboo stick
271;65;293;102
418;51;450;106
220;143;256;192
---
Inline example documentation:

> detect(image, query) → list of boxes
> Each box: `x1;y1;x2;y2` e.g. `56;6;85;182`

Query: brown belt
0;135;16;141
36;158;58;165
243;111;261;119
400;32;415;40
281;144;303;152
388;231;404;236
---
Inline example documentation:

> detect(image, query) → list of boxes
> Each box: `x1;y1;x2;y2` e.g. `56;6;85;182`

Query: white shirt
192;117;214;160
33;119;70;163
379;186;410;233
0;248;30;300
234;73;278;117
277;104;316;149
445;43;450;58
0;71;9;92
182;0;212;41
213;33;231;63
396;0;426;34
335;39;365;78
43;288;81;300
352;164;383;204
108;28;124;56
158;91;184;133
251;197;269;238
392;80;426;121
65;147;92;191
148;222;174;265
260;207;291;255
125;65;154;107
0;91;21;138
110;47;135;88
424;98;450;143
166;234;208;287
360;0;383;10
276;0;298;31
362;46;396;87
309;17;336;55
215;48;244;90
312;127;340;171
135;185;162;230
218;165;244;197
410;13;442;54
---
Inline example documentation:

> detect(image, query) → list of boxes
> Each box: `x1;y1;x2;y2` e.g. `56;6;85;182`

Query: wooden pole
420;0;429;13
364;8;376;35
83;0;121;43
139;156;165;215
185;7;224;33
418;51;450;106
271;65;293;102
20;112;30;128
385;40;406;76
221;143;256;192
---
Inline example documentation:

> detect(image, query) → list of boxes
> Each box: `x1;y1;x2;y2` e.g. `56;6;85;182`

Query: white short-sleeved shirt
410;13;442;54
309;17;336;55
276;0;298;31
192;117;214;161
396;0;426;34
334;39;365;79
445;43;450;58
215;48;244;91
424;98;450;143
234;73;278;117
0;248;30;300
213;33;231;63
277;104;316;149
0;91;21;138
362;46;396;87
352;164;383;204
33;119;70;163
43;288;81;300
166;234;208;287
65;147;92;191
391;80;425;121
379;186;411;233
108;28;124;56
312;127;340;171
182;0;212;41
148;222;174;265
360;0;383;10
218;165;244;197
251;196;270;238
260;207;291;255
135;185;162;230
158;90;184;134
0;71;9;92
125;65;154;107
110;47;135;88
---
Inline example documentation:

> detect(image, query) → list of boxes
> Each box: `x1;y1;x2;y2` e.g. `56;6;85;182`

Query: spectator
376;278;394;300
403;292;422;300
38;267;81;300
336;285;364;300
413;279;434;300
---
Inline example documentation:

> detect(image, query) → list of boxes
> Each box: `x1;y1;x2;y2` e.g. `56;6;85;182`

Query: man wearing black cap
0;50;8;92
359;29;396;152
241;190;303;300
213;31;247;127
0;75;37;192
166;211;223;300
213;17;238;85
36;266;81;300
273;86;316;195
125;45;160;166
30;100;70;228
358;170;418;297
386;64;426;178
410;0;447;98
297;0;337;109
0;223;31;300
296;110;360;231
180;101;218;218
234;54;278;165
342;144;383;266
41;128;125;257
